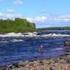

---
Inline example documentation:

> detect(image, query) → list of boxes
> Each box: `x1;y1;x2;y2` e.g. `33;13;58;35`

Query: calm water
0;30;70;65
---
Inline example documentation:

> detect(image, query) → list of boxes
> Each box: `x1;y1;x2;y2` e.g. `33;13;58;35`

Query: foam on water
0;32;70;37
0;33;24;37
10;39;23;42
41;33;70;37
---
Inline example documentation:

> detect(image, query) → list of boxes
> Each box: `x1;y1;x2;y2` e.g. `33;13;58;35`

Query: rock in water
64;41;70;46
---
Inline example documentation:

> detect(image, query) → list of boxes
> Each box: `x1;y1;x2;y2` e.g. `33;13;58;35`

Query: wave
0;32;36;37
0;32;70;37
41;33;70;37
0;33;24;37
10;39;23;42
51;48;63;51
0;40;9;43
0;39;24;43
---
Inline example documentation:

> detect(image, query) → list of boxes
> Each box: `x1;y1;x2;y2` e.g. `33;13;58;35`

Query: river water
0;30;70;65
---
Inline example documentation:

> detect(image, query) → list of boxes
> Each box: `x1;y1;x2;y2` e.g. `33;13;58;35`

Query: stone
64;41;70;46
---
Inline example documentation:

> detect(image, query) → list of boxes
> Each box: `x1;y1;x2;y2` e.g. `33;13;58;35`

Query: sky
0;0;70;28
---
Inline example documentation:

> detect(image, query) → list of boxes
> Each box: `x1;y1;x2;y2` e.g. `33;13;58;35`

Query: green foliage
0;18;36;33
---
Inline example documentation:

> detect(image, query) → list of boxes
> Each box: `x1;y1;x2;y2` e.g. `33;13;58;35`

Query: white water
0;32;70;37
0;33;24;37
41;33;70;37
10;39;23;42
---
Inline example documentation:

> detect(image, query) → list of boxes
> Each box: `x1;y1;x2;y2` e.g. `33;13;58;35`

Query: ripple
0;41;9;43
51;48;64;51
10;39;24;42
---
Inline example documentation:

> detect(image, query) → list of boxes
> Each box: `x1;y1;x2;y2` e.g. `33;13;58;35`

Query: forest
0;18;36;33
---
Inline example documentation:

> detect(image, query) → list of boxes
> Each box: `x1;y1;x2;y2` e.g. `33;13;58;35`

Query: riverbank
0;53;70;70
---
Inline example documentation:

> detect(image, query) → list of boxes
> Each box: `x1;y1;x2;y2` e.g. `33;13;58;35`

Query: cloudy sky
0;0;70;28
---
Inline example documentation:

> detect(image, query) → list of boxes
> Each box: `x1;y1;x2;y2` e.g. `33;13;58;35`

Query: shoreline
0;53;70;70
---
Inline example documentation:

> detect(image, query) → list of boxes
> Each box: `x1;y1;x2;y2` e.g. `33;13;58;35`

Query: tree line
46;27;70;30
38;26;70;31
0;18;36;33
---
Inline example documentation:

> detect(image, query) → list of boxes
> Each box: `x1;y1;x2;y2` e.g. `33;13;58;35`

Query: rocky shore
0;54;70;70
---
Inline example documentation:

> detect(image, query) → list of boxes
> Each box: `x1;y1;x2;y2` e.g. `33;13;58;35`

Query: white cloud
0;10;70;24
26;15;70;25
0;12;3;16
34;16;47;22
53;15;70;22
6;9;15;13
26;16;47;23
2;9;16;19
14;0;23;5
26;17;33;22
0;9;23;19
0;13;14;19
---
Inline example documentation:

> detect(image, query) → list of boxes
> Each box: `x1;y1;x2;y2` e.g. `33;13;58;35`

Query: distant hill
0;18;36;33
37;26;70;31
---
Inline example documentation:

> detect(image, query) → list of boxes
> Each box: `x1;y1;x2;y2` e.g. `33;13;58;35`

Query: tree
0;18;36;33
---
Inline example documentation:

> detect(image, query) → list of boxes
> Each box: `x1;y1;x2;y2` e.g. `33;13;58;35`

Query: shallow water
0;30;70;65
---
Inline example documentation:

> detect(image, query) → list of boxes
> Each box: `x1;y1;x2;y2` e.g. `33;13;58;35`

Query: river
0;30;70;65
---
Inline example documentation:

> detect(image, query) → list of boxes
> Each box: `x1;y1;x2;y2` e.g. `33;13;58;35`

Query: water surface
0;30;70;65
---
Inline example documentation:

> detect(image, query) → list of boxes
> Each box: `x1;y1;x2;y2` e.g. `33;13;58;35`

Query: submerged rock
64;41;70;46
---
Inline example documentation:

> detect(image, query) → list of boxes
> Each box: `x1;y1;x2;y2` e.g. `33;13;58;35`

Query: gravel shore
0;54;70;70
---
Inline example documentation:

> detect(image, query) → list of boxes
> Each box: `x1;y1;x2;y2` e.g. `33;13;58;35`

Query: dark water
0;30;70;65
